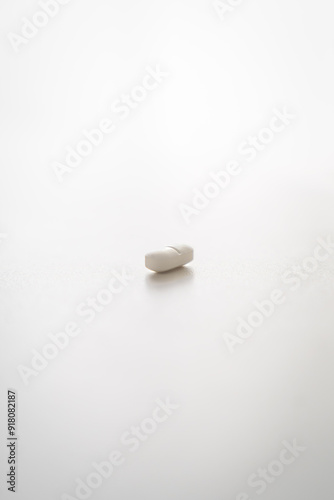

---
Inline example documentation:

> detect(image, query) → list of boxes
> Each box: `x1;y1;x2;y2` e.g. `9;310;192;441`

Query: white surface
1;1;334;499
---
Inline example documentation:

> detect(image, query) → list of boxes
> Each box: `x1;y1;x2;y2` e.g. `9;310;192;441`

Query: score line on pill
145;245;194;273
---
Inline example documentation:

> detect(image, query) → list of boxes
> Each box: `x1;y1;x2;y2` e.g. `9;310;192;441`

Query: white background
0;0;334;499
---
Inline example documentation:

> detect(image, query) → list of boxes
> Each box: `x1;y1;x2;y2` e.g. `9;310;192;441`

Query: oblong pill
145;244;194;273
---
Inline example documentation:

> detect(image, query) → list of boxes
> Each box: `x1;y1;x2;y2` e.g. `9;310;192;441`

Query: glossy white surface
1;1;334;499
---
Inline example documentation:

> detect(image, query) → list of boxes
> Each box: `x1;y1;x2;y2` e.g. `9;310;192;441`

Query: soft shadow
145;266;194;289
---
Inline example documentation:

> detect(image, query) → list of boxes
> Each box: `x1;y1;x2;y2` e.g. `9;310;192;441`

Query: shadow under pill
145;266;194;288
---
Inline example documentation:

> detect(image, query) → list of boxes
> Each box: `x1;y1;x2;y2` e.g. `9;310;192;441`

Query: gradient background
1;0;334;499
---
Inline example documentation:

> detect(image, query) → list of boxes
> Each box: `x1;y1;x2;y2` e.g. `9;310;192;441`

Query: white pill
145;244;194;273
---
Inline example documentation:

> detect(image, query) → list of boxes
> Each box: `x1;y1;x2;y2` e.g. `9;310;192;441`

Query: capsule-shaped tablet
145;244;193;273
